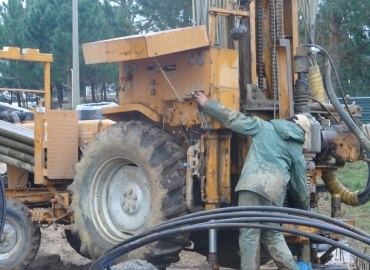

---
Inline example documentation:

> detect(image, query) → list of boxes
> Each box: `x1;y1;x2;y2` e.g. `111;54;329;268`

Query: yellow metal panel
77;119;115;146
102;104;162;122
46;110;78;179
145;26;209;57
83;26;209;64
0;47;53;62
34;112;46;184
83;36;148;64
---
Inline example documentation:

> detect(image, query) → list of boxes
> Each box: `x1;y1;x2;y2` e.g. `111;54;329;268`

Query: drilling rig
0;0;370;269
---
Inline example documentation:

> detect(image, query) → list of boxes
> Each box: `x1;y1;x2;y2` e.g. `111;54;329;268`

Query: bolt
125;204;130;212
128;188;133;195
122;199;126;206
131;193;137;200
131;203;136;210
123;191;127;197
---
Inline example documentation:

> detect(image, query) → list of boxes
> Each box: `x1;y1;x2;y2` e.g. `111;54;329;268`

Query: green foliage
0;0;43;106
315;0;370;97
131;0;192;32
319;161;370;235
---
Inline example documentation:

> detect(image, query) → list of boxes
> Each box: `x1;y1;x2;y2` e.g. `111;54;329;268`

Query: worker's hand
193;91;208;107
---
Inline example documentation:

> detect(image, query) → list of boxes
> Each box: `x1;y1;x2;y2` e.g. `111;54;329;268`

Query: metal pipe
0;120;34;146
0;101;32;112
0;153;34;172
0;145;34;164
0;136;34;155
208;225;218;269
93;215;370;270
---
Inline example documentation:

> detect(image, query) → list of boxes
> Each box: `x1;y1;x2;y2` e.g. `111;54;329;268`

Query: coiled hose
91;206;370;270
304;44;370;205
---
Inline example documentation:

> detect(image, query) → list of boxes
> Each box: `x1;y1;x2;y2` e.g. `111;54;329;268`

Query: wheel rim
0;217;23;260
90;156;151;243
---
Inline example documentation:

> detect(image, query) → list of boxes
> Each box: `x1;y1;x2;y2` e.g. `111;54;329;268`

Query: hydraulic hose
304;44;370;205
92;212;370;270
303;44;370;154
96;206;370;269
357;161;370;204
321;170;360;206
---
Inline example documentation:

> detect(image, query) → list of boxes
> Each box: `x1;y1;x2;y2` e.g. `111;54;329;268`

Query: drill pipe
0;136;34;155
0;145;34;165
0;153;34;172
0;120;34;146
93;214;370;270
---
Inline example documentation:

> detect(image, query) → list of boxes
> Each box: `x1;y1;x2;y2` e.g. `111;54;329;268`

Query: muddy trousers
238;191;299;270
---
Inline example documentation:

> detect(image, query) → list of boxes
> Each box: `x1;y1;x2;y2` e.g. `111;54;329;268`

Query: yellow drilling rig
0;1;370;269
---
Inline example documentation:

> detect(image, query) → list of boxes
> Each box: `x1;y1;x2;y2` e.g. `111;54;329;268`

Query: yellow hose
309;65;326;103
321;170;360;206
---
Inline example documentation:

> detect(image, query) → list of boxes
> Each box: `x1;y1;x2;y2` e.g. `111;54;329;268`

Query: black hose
304;44;370;205
93;207;370;269
104;206;369;256
92;216;370;270
154;206;370;238
0;174;6;238
358;161;370;204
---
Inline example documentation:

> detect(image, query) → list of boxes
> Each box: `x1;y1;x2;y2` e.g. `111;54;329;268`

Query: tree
110;0;192;33
0;0;42;107
315;0;370;96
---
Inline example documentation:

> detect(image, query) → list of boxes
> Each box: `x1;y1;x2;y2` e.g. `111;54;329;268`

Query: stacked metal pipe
0;120;34;172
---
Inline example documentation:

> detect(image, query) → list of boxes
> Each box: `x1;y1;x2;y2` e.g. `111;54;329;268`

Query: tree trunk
91;83;96;103
102;82;107;101
57;84;63;109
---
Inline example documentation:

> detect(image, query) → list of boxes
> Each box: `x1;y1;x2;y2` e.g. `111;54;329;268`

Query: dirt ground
27;225;220;270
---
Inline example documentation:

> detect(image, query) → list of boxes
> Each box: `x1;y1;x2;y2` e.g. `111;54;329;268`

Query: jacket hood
270;119;305;143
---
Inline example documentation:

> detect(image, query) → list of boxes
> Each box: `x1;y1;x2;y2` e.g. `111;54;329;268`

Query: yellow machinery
1;1;370;269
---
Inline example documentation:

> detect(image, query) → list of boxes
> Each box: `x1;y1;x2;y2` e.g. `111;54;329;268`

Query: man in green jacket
194;92;310;270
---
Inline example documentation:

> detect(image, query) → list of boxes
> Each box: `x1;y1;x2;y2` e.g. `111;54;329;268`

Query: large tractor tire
68;121;188;268
0;199;41;270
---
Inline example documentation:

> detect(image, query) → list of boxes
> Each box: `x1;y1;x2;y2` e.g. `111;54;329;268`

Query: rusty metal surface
111;47;239;128
46;110;78;179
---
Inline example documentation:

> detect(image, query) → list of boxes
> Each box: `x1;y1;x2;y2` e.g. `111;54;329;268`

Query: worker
194;92;310;270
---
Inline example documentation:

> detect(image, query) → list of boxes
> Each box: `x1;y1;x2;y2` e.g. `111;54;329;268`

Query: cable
92;216;370;269
308;96;339;124
91;206;370;269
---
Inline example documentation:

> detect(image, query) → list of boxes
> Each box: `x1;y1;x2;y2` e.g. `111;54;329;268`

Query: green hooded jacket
202;99;309;210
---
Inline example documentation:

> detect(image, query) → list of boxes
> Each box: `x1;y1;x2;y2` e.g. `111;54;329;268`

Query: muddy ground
27;225;224;270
